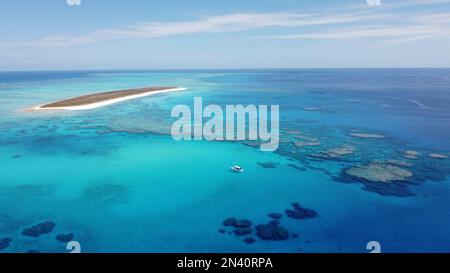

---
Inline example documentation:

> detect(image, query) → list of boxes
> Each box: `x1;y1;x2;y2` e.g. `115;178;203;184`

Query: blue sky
1;0;450;70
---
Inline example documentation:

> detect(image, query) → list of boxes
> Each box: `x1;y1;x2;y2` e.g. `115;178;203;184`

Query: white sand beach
31;87;186;111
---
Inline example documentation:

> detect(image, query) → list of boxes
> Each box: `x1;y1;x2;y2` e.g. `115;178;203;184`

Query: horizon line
2;67;450;73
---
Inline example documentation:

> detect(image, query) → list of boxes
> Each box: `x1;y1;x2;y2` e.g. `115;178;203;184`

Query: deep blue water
0;69;449;253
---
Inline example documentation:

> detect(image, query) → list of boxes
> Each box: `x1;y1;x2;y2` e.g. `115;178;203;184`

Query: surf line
171;97;280;151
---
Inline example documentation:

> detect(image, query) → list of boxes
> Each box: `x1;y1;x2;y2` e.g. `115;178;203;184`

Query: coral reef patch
56;233;75;243
285;203;318;220
22;221;56;237
344;163;413;183
0;237;12;251
257;161;279;169
255;222;289;241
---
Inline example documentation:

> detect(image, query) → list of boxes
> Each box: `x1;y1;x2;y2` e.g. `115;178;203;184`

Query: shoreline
30;87;186;111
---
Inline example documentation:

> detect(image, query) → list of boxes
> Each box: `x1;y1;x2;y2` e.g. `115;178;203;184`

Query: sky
1;0;450;70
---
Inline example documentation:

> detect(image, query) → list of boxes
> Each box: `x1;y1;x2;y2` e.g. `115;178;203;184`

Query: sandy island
30;86;186;111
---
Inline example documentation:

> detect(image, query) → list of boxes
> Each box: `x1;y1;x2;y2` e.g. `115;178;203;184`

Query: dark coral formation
222;218;237;227
21;221;56;237
269;220;280;226
285;203;318;220
255;222;289;241
244;237;256;245
334;174;415;197
257;161;279;169
222;218;254;236
220;201;318;245
233;219;253;236
349;133;384;139
233;219;252;228
56;233;75;243
234;228;252;236
0;237;12;251
268;213;282;220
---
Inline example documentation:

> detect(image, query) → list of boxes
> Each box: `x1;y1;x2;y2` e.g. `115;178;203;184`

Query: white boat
230;165;244;173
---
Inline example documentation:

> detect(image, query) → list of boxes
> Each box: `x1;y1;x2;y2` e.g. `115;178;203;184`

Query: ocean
0;69;449;253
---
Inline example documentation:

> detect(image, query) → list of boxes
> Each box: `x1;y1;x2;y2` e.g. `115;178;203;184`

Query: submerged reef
325;146;356;157
337;163;417;197
251;122;450;198
3;215;77;251
285;203;318;220
383;159;414;168
257;161;279;169
222;218;253;236
429;153;448;159
235;228;252;236
22;221;56;237
233;220;253;236
222;218;237;226
243;237;256;245
293;141;321;148
284;130;301;135
222;218;237;227
344;163;413;183
294;135;320;142
0;237;12;251
255;222;289;241
349;133;385;139
233;219;252;228
220;202;318;247
308;146;356;161
56;233;75;243
403;150;420;159
268;213;282;219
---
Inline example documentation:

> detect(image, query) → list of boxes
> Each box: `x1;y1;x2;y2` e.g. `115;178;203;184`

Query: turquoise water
0;69;450;253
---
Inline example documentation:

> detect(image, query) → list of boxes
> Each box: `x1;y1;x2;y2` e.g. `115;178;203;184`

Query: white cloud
390;0;450;7
257;7;450;43
2;0;450;48
257;24;448;41
4;12;385;47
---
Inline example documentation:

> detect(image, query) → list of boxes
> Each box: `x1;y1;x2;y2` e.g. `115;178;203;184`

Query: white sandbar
31;87;186;111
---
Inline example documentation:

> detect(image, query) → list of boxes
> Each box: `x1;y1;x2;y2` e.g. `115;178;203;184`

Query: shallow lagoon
0;69;450;253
